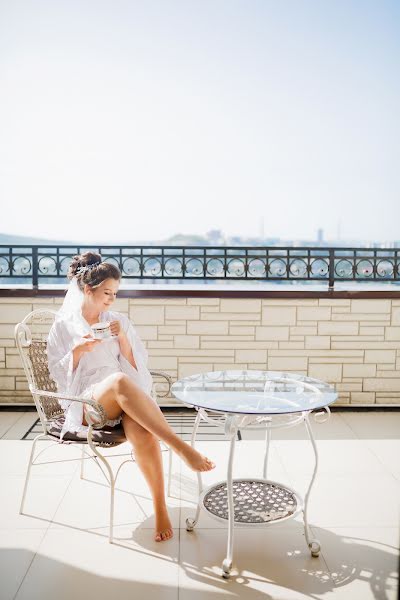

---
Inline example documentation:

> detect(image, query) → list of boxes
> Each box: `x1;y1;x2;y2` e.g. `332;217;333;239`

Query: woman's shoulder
47;316;73;348
48;316;68;336
48;313;83;340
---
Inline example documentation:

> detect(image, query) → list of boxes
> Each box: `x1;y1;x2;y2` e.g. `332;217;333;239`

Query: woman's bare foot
154;507;173;542
179;443;216;472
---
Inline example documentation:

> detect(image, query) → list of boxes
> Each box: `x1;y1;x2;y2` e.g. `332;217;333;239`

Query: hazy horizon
1;0;399;244
0;228;398;247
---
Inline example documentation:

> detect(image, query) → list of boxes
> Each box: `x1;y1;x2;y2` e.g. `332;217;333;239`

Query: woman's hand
72;335;102;370
110;320;125;338
77;335;103;353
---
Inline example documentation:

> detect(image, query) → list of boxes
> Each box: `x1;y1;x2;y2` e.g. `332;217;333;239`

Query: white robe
47;310;153;439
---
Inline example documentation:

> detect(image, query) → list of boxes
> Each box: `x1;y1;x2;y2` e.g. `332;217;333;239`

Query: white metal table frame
174;373;334;579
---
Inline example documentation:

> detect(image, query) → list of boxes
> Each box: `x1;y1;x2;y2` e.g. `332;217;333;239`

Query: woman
47;251;215;542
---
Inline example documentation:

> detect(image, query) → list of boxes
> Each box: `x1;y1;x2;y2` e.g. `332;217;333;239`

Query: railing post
32;246;38;289
328;249;334;290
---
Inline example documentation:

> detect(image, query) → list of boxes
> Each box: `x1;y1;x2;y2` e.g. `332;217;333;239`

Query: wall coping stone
1;284;400;299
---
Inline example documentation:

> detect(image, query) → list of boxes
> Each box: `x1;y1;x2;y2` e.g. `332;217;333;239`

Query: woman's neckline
81;310;105;328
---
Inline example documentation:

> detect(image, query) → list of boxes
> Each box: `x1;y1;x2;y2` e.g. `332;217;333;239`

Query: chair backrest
15;309;63;428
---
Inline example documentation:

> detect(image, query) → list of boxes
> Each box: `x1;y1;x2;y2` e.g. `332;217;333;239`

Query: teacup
91;322;111;339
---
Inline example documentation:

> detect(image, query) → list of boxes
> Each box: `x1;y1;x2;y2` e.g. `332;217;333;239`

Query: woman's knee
112;374;144;409
110;372;133;395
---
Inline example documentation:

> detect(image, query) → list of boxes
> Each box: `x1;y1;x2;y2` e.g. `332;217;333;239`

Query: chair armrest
29;386;108;429
150;370;173;397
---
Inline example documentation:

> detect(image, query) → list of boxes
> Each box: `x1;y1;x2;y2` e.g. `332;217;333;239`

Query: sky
0;0;399;244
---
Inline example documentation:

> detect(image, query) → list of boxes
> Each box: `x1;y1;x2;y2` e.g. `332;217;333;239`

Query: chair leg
80;444;85;479
87;429;116;544
20;433;46;514
108;475;116;544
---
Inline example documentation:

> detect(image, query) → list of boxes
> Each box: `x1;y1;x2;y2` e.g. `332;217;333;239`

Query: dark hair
68;251;121;291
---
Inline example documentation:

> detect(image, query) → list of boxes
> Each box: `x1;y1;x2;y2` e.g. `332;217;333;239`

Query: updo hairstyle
68;251;121;291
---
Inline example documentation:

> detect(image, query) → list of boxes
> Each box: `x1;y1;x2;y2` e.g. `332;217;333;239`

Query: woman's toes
155;528;174;542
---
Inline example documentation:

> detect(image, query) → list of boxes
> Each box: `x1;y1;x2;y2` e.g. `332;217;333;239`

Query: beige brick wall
1;295;399;405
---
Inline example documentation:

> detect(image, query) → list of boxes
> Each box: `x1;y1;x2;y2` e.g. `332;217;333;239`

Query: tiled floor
0;409;399;600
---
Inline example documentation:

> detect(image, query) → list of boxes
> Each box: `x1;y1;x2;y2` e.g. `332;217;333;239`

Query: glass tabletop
171;370;337;415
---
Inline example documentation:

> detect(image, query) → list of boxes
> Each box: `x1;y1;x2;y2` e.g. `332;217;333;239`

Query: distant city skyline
0;227;398;248
1;1;399;243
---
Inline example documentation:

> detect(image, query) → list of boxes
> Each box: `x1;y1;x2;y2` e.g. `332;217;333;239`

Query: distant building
229;236;243;245
206;229;224;245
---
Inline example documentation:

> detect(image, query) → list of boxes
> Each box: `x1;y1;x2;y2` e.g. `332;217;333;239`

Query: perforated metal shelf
202;479;300;524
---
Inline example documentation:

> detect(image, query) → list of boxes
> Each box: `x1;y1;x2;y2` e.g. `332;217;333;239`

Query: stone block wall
1;295;399;405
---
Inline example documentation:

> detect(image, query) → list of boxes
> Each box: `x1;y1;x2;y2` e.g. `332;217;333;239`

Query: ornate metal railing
0;245;399;288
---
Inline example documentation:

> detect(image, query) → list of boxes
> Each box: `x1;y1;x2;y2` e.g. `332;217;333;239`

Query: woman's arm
109;314;153;396
110;319;138;369
48;322;102;391
47;322;74;392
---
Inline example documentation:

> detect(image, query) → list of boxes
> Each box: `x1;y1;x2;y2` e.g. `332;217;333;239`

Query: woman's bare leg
92;373;215;472
122;414;173;542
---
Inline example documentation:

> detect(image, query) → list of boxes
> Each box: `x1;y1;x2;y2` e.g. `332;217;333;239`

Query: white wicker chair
15;308;173;542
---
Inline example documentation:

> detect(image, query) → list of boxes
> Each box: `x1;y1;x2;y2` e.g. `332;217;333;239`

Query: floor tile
309;525;400;600
2;412;39;440
362;439;400;481
265;413;357;441
340;411;400;440
0;440;80;477
275;439;387;476
289;472;400;528
0;529;46;600
0;412;27;439
0;474;72;530
15;527;179;600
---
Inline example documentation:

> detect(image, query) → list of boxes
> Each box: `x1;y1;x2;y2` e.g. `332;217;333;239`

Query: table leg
302;413;321;557
262;425;271;480
222;432;236;578
186;410;203;531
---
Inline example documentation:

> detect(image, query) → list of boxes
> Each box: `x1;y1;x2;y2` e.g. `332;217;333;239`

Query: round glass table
171;369;337;578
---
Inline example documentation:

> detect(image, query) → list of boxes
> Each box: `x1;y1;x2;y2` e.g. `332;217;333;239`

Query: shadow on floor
2;518;399;600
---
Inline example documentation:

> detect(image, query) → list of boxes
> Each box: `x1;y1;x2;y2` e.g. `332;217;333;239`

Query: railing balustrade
0;245;399;288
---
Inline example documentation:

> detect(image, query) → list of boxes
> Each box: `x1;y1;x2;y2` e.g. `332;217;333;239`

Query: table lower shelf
199;478;303;526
